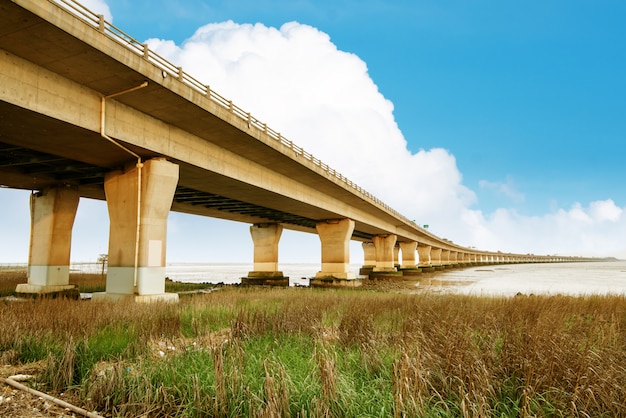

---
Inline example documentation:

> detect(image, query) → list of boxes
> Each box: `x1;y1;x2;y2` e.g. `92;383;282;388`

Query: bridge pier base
93;158;179;303
243;223;288;286
371;234;398;272
311;219;358;287
16;187;80;297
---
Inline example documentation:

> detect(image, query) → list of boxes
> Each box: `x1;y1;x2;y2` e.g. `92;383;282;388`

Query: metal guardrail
49;0;420;230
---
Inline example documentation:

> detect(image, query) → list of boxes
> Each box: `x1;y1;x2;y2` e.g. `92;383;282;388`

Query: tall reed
2;287;626;416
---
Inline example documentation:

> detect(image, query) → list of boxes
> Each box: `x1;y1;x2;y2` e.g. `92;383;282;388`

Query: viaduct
0;0;587;302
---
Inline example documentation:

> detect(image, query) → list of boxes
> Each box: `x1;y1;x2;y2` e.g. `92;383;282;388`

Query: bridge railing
50;0;420;230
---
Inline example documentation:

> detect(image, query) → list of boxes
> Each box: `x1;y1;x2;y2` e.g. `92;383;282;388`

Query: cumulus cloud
143;20;626;259
4;7;620;262
146;21;476;238
468;200;626;257
589;199;622;223
479;177;525;203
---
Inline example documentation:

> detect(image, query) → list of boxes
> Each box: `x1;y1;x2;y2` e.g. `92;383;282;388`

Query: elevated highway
0;0;586;301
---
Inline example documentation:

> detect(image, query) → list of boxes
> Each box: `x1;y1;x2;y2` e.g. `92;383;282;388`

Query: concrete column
372;234;397;272
362;242;376;267
244;223;287;285
431;247;442;266
313;219;356;283
394;245;400;268
94;158;179;303
441;249;450;266
359;241;376;275
16;187;79;296
450;251;458;265
399;241;418;269
417;244;431;266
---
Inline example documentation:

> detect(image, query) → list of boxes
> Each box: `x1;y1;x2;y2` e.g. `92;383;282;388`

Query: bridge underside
0;136;373;241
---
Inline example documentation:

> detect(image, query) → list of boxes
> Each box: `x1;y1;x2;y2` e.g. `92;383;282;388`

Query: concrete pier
417;244;431;266
311;218;359;287
371;234;399;276
398;241;418;269
16;187;80;296
93;158;179;303
359;241;376;275
243;223;288;286
431;247;444;269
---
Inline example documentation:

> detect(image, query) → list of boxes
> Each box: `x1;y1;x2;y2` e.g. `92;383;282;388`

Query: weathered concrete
15;187;79;295
431;247;443;268
394;245;400;269
441;249;451;267
417;244;431;266
401;267;423;277
311;219;357;285
93;158;179;303
243;223;288;286
399;241;418;269
359;241;376;275
372;234;397;272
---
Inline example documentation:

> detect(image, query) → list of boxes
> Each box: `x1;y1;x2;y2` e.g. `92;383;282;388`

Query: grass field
2;272;626;416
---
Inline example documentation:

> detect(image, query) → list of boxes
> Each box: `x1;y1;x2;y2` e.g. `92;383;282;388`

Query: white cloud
146;21;476;238
479;177;525;203
142;20;626;259
3;12;623;263
464;201;626;257
589;199;622;222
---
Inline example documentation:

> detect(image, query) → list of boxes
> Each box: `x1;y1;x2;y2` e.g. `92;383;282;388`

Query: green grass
2;287;626;416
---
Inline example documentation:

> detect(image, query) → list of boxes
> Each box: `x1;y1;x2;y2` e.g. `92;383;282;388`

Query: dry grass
1;285;626;416
0;270;106;296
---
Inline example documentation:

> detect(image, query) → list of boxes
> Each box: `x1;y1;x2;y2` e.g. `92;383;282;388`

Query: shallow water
164;262;344;287
422;260;626;296
165;261;626;296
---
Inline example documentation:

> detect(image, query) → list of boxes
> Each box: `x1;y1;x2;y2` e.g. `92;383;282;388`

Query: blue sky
105;0;626;214
1;0;625;263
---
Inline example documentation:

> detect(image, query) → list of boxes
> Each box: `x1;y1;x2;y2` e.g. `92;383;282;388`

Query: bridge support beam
16;187;80;296
417;244;431;266
399;241;421;277
441;249;450;267
372;234;398;273
311;219;358;287
399;241;418;268
243;223;287;286
394;245;401;269
359;242;376;275
431;247;443;269
93;158;179;303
